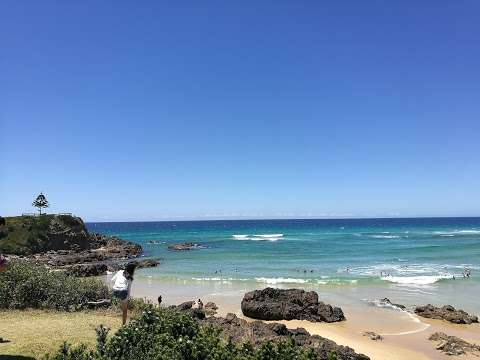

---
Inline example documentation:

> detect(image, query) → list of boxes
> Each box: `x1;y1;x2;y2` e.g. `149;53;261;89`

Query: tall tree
32;193;49;215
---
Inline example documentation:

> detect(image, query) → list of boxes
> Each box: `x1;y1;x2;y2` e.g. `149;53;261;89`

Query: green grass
0;309;122;359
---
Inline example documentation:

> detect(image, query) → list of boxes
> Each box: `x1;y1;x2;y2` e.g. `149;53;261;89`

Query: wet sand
130;277;480;360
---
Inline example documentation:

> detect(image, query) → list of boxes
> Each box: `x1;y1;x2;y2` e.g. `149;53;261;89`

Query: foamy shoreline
129;276;480;360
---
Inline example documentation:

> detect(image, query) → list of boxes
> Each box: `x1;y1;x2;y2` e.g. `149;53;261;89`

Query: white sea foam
317;279;358;285
366;299;405;311
455;229;480;234
232;235;249;240
255;277;309;284
256;234;284;238
370;235;401;239
434;229;480;236
192;277;250;282
381;275;451;285
192;277;223;281
254;237;281;241
232;234;283;241
364;299;431;335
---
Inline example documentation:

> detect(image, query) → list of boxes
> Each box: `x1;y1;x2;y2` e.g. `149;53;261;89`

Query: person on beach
0;254;7;273
111;263;137;325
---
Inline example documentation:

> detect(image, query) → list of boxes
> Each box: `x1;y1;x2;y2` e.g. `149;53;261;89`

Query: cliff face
1;214;93;255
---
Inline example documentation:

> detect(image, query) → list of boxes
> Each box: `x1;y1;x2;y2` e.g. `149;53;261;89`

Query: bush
0;261;110;310
46;306;321;359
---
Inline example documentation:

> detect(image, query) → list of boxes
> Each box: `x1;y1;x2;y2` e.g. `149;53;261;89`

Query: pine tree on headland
32;192;49;215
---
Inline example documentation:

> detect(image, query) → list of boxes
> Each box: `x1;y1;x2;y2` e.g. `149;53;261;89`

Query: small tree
32;192;49;215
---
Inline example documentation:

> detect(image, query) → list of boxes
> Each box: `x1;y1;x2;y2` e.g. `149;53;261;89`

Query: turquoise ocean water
88;218;480;312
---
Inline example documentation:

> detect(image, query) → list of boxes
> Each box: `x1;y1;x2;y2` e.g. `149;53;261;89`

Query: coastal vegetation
0;214;144;277
0;214;89;255
0;261;110;310
44;306;329;360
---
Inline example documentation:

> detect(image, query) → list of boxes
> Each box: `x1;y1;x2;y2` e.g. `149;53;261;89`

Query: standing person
111;263;137;325
0;254;7;273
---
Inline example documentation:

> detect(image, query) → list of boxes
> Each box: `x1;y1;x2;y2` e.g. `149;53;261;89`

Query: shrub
45;305;321;360
0;261;110;310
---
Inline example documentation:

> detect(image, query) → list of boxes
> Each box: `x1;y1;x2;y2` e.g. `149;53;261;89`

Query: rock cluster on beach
415;304;478;324
173;300;368;360
206;314;369;360
429;332;480;356
241;287;345;323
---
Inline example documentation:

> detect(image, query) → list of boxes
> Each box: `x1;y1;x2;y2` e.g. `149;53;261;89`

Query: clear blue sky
1;1;479;221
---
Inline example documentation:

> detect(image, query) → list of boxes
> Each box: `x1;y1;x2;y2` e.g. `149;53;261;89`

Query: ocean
87;218;480;313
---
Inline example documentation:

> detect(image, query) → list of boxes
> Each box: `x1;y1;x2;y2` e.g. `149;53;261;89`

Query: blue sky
1;1;479;221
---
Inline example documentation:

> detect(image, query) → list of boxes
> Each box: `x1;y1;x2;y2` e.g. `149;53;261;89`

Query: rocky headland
0;214;154;276
241;287;345;323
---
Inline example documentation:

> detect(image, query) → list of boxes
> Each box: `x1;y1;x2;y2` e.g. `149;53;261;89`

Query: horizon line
84;215;480;223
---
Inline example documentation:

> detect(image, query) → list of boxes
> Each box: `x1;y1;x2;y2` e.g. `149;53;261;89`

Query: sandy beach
131;277;480;360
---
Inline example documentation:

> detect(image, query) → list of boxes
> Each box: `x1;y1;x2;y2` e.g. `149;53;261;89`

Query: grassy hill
0;214;90;255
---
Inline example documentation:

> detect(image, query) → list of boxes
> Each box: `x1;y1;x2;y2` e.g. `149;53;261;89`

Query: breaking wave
232;234;283;241
381;275;451;285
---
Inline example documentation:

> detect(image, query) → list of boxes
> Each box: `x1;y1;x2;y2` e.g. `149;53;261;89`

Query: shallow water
89;218;480;313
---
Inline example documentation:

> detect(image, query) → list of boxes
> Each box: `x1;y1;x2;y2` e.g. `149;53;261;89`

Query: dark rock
379;298;406;310
415;304;478;324
130;259;160;269
167;242;206;251
176;301;195;311
172;300;206;319
363;332;383;341
88;233;142;258
189;308;206;320
66;263;108;277
203;313;369;360
241;287;345;323
204;301;218;316
429;332;480;356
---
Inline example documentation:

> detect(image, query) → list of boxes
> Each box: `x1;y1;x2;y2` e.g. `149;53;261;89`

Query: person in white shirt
111;263;136;325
